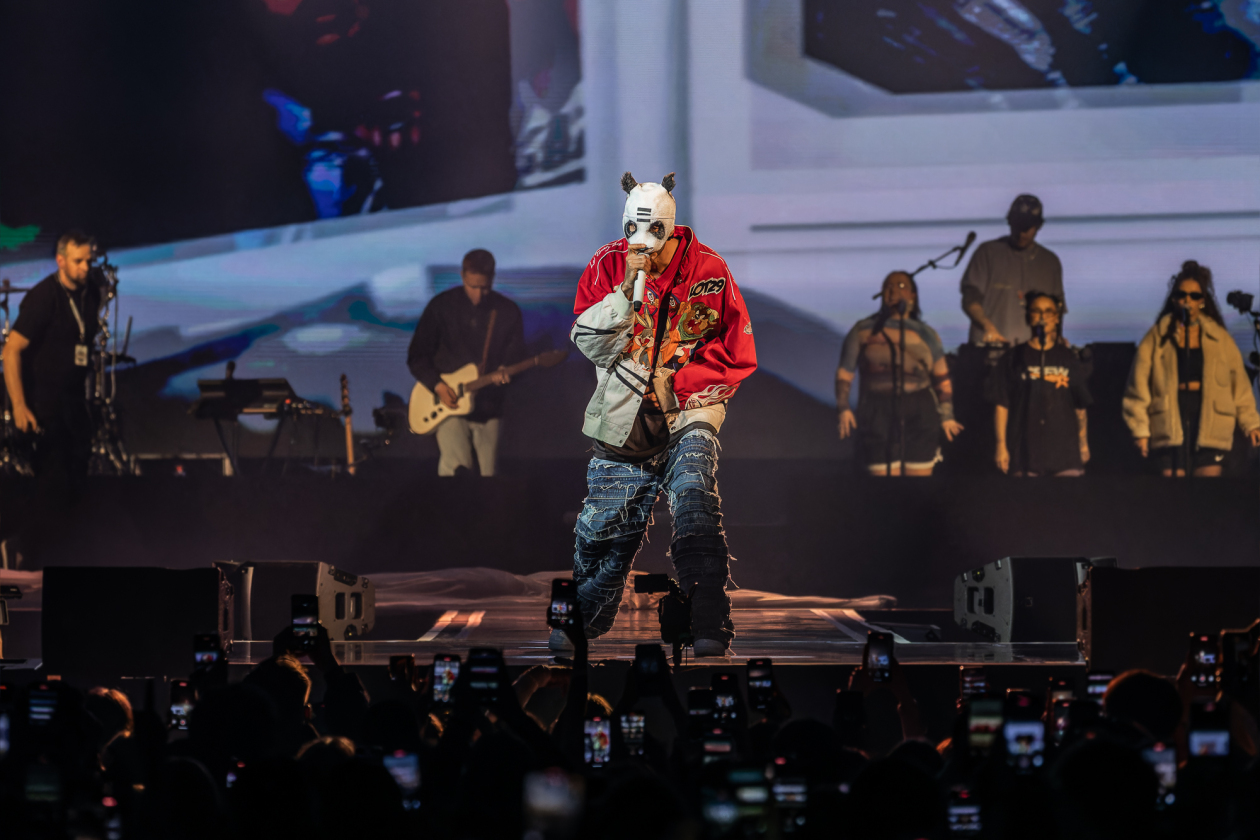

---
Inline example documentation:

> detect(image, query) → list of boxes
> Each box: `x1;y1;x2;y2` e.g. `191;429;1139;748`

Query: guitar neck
464;355;544;394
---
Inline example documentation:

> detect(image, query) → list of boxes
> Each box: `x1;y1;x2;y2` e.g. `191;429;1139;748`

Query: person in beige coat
1123;261;1260;476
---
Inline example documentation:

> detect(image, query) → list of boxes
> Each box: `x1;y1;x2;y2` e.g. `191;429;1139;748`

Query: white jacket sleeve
570;290;635;369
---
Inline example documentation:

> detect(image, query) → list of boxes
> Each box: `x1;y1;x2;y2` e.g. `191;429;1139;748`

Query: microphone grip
632;270;647;313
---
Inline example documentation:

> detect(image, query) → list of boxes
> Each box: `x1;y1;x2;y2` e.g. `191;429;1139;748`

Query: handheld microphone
632;270;647;313
896;300;907;317
1032;323;1046;342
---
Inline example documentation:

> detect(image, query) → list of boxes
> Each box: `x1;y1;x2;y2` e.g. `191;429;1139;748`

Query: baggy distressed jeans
572;428;733;644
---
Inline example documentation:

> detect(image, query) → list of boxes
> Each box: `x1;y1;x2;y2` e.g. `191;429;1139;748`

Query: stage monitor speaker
1077;566;1260;675
42;567;233;677
953;557;1114;643
219;561;375;642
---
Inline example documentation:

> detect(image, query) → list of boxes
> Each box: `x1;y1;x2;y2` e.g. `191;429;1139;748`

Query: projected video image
804;0;1260;93
0;0;582;253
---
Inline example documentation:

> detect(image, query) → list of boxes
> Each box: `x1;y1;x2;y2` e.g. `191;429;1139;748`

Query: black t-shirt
406;287;525;423
12;273;100;420
986;341;1093;474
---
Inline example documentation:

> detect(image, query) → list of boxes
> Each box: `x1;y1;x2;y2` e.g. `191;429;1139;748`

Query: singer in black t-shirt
987;291;1092;476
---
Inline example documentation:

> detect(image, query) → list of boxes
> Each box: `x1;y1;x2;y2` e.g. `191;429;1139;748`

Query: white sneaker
693;639;729;657
548;628;574;653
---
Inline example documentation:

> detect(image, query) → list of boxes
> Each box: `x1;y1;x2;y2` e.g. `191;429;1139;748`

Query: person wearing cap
557;171;758;657
960;195;1065;347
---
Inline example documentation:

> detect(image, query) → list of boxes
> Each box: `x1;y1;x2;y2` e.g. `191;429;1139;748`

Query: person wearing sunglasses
1123;261;1260;476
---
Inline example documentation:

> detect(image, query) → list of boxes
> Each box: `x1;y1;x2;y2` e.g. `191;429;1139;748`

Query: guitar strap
478;308;498;375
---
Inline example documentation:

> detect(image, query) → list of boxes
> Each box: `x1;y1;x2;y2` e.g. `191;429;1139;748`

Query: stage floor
227;604;1083;668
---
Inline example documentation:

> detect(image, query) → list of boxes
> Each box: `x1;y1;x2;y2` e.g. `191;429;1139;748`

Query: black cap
1006;194;1044;231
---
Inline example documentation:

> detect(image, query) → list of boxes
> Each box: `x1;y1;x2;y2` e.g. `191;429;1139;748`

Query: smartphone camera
772;776;808;834
866;631;893;682
1188;700;1230;758
27;685;58;727
1003;720;1046;772
193;633;222;669
967;698;1003;756
620;712;646;757
467;648;504;706
584;716;612;767
383;750;421;810
711;673;741;728
1142;742;1176;808
524;769;584;838
959;666;987;701
1085;671;1113;706
948;786;982;835
389;655;415;687
634;643;667;696
1188;633;1221;690
432;654;461;705
169;680;197;731
746;658;774;712
291;594;320;650
701;729;737;764
547;579;578;629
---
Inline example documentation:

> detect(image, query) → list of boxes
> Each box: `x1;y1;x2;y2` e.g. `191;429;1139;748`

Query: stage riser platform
2;464;1254;608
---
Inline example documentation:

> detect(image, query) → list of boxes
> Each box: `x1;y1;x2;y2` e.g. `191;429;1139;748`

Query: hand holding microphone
623;249;652;311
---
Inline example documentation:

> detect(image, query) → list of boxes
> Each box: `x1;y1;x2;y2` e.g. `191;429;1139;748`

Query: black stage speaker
42;567;232;677
953;557;1114;643
1077;566;1260;675
219;561;375;642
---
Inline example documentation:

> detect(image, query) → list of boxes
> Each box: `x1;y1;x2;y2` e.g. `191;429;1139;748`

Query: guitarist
406;249;524;476
554;172;757;658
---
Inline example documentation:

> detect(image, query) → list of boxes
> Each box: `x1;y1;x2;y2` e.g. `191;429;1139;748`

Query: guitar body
408;363;480;434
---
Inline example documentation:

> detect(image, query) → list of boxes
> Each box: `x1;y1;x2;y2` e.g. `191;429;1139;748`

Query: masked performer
554;172;757;657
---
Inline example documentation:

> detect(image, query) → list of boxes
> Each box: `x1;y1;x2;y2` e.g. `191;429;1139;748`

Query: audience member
5;602;1260;840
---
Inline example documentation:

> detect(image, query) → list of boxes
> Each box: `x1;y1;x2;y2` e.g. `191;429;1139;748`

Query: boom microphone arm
909;231;976;278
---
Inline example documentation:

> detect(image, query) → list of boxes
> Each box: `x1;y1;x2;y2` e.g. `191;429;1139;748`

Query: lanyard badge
66;289;89;366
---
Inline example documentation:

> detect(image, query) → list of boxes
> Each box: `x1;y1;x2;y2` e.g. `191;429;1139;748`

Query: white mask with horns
621;171;676;254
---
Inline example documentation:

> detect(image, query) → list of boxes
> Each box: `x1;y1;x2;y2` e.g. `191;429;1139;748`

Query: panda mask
621;171;677;255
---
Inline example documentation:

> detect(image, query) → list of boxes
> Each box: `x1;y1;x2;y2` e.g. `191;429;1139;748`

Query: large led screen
0;0;583;255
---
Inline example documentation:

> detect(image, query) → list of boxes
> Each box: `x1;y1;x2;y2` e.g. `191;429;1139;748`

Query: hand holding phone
619;712;646;757
291;594;320;651
466;648;507;707
1186;632;1221;695
866;632;893;683
959;666;987;701
169;680;197;730
547;579;578;629
584;716;612;766
390;655;416;689
634;644;669;697
711;673;743;730
746;658;774;712
431;654;461;705
193;633;223;669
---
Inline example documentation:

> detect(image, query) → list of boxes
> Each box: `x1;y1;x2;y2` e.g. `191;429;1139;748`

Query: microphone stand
909;231;976;278
1032;324;1047;478
876;301;909;477
1179;308;1192;481
898;302;907;474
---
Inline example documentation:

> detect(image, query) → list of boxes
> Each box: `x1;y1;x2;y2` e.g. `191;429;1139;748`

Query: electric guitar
408;349;568;435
